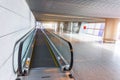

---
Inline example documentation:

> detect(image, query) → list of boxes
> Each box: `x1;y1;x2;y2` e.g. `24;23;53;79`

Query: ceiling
26;0;120;22
33;12;105;22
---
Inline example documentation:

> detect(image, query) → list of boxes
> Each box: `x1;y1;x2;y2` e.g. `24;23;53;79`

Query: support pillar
57;22;60;32
77;22;81;33
70;22;73;33
69;22;73;33
63;22;69;32
103;18;119;43
63;22;73;33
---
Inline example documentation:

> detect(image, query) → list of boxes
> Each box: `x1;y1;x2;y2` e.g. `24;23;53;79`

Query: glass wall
80;22;105;37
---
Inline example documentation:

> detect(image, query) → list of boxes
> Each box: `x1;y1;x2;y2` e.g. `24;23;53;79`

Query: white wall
0;0;35;80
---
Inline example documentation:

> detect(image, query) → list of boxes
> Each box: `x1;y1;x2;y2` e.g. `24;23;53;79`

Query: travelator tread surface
21;68;73;80
30;29;56;68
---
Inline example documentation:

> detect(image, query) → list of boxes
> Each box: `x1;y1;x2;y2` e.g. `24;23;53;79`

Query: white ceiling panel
26;0;120;21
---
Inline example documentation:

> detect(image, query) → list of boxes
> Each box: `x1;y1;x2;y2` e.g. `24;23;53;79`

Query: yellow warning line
47;44;59;67
43;36;59;67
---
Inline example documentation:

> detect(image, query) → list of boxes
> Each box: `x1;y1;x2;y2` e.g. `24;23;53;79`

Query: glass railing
12;28;36;75
42;29;73;71
20;30;36;74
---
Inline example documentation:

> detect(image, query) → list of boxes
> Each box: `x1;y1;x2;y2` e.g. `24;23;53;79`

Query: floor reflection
55;32;120;80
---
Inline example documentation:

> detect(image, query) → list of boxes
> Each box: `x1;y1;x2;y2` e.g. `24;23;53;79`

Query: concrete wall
0;0;35;80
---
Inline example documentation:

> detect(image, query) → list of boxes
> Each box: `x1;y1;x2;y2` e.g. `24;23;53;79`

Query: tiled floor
56;32;120;80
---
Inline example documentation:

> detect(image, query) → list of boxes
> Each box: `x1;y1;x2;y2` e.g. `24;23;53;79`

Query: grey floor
56;32;120;80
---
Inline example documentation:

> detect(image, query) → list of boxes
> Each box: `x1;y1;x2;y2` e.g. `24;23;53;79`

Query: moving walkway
12;28;74;80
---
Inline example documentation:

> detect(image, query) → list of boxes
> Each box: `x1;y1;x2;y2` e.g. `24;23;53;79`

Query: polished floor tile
56;32;120;80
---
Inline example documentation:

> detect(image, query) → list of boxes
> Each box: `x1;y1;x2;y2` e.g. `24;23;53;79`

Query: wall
80;22;105;37
0;0;35;80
